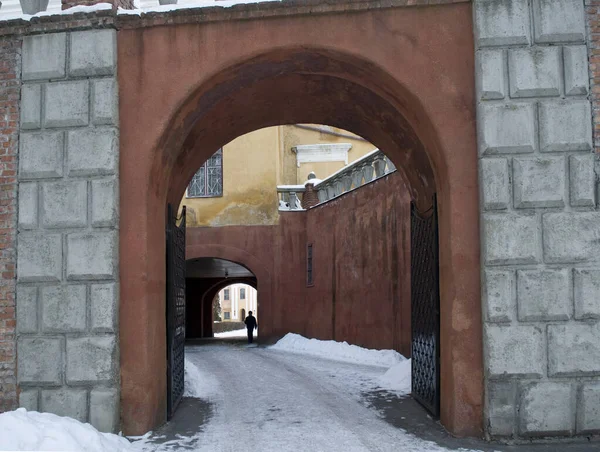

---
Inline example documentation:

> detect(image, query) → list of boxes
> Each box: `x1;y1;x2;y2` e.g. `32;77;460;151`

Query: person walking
244;311;257;344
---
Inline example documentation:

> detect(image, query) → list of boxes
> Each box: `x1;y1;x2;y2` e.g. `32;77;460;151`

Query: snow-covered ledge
291;143;352;168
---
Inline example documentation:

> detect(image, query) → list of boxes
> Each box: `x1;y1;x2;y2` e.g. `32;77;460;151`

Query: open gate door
166;204;186;419
410;197;440;417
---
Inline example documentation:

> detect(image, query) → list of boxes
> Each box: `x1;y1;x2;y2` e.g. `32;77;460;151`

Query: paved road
133;342;597;452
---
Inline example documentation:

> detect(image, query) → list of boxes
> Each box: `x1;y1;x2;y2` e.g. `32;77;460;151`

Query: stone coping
0;0;469;35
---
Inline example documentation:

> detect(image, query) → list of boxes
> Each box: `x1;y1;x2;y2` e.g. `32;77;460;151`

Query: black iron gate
166;204;186;419
410;197;440;417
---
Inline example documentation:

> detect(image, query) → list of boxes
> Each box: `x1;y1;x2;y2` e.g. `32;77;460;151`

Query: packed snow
183;356;221;399
0;334;485;452
214;327;258;338
270;332;405;368
0;408;131;452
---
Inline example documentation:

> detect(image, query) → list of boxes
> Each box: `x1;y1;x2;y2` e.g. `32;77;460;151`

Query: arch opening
120;39;481;438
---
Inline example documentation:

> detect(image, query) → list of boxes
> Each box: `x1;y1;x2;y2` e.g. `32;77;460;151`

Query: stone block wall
0;36;20;413
16;29;120;433
475;0;600;439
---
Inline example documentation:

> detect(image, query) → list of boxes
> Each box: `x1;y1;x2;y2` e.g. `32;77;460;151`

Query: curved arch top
118;2;481;438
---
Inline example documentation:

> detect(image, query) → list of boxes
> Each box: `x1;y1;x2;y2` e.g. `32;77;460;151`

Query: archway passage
118;2;481;437
185;257;257;339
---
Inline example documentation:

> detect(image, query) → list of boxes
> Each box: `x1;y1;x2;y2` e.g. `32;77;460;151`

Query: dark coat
244;315;257;330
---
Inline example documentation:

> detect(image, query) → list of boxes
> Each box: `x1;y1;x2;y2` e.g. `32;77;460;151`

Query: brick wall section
587;0;600;151
475;0;600;441
61;0;134;10
0;36;20;414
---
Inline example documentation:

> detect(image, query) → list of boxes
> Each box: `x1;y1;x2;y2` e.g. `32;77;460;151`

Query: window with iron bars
187;149;223;197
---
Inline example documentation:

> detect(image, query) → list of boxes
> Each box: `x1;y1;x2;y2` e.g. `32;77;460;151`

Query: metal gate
166;204;186;419
410;197;440;417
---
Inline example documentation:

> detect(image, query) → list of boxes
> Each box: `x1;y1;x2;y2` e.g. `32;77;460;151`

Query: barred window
187;149;223;197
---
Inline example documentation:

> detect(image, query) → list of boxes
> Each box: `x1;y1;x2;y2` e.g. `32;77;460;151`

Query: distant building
218;284;257;323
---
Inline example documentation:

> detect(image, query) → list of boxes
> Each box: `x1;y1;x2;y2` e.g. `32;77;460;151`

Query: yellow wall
180;125;375;227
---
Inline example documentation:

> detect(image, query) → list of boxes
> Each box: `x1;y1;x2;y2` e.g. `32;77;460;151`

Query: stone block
532;0;585;43
66;336;116;384
578;382;600;434
22;33;66;81
486;381;516;437
44;81;89;128
41;285;86;333
67;128;118;176
89;388;118;433
517;269;571;321
41;181;87;229
92;79;118;126
539;100;592;152
574;269;600;320
18;182;37;230
40;388;87;422
474;0;530;47
480;158;510;210
548;323;600;376
569;154;595;207
69;29;116;77
17;234;62;282
19;389;38;411
519;382;574;436
513;156;564;208
543;212;600;263
20;84;41;130
485;324;545;378
17;337;62;385
484;269;514;323
91;283;116;332
477;103;536;155
477;49;505;100
19;131;64;180
564;46;589;96
508;47;561;98
91;179;117;227
483;213;540;265
67;232;117;280
16;285;37;334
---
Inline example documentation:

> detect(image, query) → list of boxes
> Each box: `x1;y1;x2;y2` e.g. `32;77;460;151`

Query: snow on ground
379;358;412;393
0;408;131;452
270;332;405;368
183;356;221;399
137;342;483;452
214;327;258;338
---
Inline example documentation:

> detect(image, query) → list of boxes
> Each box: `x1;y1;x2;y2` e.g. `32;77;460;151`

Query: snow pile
0;3;112;22
0;408;131;452
119;0;282;15
214;328;246;338
270;333;404;368
379;359;412;394
183;356;221;399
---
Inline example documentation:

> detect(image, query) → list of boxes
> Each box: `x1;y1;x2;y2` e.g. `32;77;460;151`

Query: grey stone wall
16;29;119;433
475;0;600;439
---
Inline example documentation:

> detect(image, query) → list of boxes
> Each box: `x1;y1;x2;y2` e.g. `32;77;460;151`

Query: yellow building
180;125;376;227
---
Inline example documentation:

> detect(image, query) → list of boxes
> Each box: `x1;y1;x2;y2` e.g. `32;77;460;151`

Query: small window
240;288;246;299
187;149;223;198
224;311;230;320
307;243;313;287
224;288;230;300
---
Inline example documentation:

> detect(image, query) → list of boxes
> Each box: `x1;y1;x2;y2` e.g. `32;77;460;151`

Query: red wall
186;172;411;355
